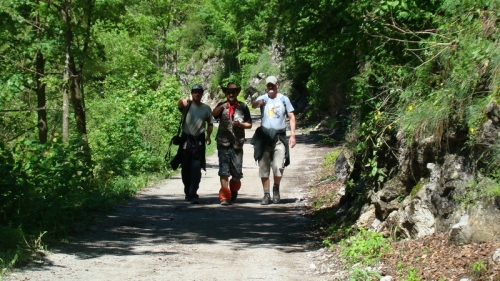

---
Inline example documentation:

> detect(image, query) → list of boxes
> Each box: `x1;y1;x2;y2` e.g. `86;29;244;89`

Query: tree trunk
61;0;92;166
33;3;48;144
68;56;87;138
36;49;48;144
62;50;70;142
61;0;89;139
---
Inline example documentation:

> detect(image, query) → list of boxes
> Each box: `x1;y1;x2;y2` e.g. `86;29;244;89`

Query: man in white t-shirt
251;76;296;205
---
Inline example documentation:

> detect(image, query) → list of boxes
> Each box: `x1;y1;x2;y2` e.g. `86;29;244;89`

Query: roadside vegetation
312;150;499;280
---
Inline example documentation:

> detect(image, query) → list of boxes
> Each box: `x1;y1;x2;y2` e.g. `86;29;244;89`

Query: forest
1;0;499;277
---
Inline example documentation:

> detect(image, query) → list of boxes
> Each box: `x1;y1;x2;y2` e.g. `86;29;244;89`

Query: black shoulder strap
166;101;192;163
177;100;192;136
281;95;287;115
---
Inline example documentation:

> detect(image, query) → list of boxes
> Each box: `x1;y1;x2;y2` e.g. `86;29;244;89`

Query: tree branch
0;108;62;113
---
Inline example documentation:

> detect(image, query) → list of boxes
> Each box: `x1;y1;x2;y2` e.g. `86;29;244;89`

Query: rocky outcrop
177;56;223;102
340;100;500;244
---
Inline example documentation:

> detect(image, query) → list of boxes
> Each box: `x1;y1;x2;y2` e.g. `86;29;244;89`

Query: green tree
200;0;277;81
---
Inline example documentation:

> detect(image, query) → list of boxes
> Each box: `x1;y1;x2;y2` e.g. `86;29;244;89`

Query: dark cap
191;84;204;93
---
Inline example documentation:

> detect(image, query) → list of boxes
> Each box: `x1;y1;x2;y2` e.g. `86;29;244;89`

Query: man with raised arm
176;84;213;204
251;76;296;205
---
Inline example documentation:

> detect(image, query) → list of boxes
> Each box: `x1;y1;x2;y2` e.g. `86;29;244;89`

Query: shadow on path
24;126;336;273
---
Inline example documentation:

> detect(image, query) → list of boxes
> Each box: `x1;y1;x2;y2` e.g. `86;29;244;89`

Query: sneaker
273;186;280;204
261;193;271;205
230;191;238;202
220;199;230;206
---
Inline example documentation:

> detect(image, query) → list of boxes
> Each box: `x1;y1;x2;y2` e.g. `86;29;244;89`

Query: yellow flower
388;125;392;130
374;115;379;120
408;105;413;111
377;110;381;115
470;127;474;133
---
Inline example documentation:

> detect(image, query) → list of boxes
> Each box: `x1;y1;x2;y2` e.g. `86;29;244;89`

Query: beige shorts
258;139;286;178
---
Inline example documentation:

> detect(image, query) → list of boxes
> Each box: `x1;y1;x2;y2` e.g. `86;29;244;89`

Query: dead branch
415;46;450;69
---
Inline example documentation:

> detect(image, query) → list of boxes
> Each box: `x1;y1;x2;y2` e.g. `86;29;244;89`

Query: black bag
169;148;182;170
165;101;192;167
171;135;182;146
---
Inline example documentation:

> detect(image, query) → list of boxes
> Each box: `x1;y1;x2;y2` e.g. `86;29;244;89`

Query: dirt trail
5;119;336;281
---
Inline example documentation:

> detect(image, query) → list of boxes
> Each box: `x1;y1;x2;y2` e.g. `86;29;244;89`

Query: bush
340;228;391;266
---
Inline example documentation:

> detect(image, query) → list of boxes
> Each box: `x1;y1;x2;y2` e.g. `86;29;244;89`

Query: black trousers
180;134;205;198
181;156;201;198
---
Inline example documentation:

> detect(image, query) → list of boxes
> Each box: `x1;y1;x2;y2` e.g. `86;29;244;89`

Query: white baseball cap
265;76;278;85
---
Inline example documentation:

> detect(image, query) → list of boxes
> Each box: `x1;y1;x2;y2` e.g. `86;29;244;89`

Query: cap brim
222;87;241;93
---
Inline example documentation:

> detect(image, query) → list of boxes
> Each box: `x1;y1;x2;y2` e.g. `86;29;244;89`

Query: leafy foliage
340;228;391;266
350;267;382;281
0;0;198;272
317;150;341;181
273;0;500;193
471;260;488;278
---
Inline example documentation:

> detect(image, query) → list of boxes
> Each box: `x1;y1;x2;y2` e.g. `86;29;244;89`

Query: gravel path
5;121;336;281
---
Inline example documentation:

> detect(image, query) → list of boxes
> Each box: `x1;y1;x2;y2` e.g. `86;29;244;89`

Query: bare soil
4;121;338;281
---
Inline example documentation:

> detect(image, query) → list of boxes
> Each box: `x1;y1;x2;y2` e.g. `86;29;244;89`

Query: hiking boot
261;193;271;205
190;194;200;204
229;180;241;202
230;191;238;202
273;186;280;204
220;199;230;206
